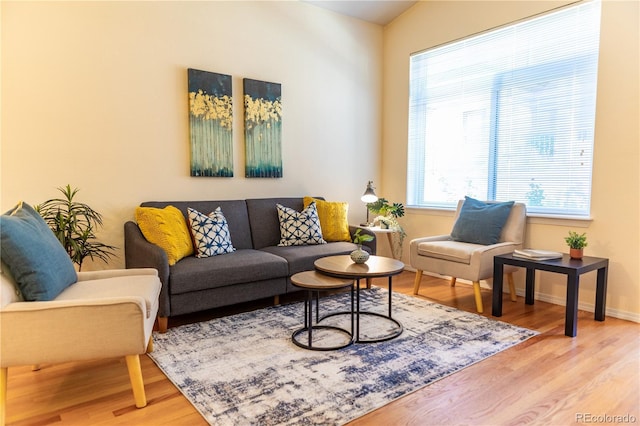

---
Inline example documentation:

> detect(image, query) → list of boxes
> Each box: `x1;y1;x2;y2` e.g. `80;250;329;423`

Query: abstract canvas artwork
188;68;233;177
243;78;282;178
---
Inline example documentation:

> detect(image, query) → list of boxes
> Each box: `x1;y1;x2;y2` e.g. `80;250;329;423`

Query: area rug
148;287;538;425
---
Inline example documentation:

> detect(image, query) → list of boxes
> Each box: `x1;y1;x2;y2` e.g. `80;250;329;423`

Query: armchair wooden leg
157;316;168;333
450;277;457;287
1;367;7;426
366;278;373;289
473;281;484;313
507;272;517;302
146;337;154;354
413;270;423;294
125;354;147;408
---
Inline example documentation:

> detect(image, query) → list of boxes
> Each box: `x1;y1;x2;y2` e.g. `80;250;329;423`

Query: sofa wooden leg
274;295;280;305
507;272;517;302
1;367;7;426
450;277;457;287
366;278;372;289
157;316;168;333
413;270;423;295
473;281;484;313
125;355;147;408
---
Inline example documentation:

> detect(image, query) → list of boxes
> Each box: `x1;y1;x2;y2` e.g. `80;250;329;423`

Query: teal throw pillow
450;196;515;245
0;202;77;301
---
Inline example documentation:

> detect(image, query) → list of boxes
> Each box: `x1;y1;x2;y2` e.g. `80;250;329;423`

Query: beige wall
1;1;383;266
3;1;638;321
383;0;640;321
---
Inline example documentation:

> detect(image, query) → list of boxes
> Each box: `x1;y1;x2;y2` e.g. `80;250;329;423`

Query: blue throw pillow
276;201;326;247
0;202;77;301
450;196;515;245
187;207;236;257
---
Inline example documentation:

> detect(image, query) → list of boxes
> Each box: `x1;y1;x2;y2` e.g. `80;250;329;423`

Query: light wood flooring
5;272;639;425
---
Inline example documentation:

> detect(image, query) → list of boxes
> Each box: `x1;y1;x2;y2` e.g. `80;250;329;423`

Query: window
407;1;601;217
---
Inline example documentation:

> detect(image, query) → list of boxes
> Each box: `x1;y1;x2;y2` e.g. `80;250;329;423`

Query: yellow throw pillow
303;197;350;242
135;206;194;265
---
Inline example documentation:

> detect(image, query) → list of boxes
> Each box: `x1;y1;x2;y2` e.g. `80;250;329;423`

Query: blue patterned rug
148;287;537;425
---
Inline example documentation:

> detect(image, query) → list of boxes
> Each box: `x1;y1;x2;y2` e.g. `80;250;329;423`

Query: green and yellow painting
243;78;282;178
188;68;233;177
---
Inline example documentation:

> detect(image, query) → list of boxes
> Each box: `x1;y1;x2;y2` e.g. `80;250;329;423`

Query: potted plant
351;228;374;264
367;198;407;258
35;185;117;271
565;231;587;260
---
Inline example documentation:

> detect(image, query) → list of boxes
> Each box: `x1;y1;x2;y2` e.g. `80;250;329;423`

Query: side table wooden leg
565;273;579;337
595;267;608;321
492;260;504;317
525;268;535;305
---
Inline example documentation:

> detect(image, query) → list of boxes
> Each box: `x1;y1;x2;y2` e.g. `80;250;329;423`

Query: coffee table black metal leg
565;273;579;337
350;284;355;337
595;267;608;321
388;276;393;317
308;291;314;347
492;259;504;316
356;278;361;342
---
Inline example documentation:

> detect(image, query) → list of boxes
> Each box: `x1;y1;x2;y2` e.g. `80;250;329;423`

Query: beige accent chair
0;266;161;426
410;200;526;313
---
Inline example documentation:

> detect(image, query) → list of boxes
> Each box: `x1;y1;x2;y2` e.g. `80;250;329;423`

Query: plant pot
570;248;584;260
350;246;370;264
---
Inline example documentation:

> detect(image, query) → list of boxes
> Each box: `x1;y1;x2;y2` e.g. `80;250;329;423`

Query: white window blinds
407;0;601;216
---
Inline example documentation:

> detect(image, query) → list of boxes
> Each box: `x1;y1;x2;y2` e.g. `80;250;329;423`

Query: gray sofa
124;197;376;332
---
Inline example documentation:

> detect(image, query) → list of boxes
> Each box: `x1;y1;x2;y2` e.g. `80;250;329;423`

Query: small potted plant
565;231;587;260
351;228;374;264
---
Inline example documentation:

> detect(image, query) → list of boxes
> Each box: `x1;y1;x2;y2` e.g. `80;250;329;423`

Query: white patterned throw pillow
276;202;326;246
187;207;236;257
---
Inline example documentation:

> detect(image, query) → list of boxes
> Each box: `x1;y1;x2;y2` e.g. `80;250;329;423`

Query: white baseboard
407;267;640;323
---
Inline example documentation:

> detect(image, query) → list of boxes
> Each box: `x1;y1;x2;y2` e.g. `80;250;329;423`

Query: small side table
366;226;402;260
492;253;609;337
290;271;355;351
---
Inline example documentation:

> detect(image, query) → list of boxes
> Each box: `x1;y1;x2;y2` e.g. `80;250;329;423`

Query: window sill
407;206;593;228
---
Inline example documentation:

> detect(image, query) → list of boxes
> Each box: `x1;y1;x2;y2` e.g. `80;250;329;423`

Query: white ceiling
302;0;418;25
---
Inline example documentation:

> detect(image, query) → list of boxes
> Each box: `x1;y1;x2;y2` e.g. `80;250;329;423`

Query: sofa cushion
261;241;366;275
303;197;351;242
135;205;194;265
141;200;254;250
168;249;288;294
276;202;326;246
187;207;235;257
0;202;78;301
451;196;514;245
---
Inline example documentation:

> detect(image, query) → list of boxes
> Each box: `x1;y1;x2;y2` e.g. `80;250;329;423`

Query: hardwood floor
5;272;639;425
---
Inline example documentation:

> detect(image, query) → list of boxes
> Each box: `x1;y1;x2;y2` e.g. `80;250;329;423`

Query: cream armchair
410;199;526;313
0;266;161;426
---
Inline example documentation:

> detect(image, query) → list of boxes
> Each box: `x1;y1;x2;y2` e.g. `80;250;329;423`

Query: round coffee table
290;270;355;351
314;255;405;343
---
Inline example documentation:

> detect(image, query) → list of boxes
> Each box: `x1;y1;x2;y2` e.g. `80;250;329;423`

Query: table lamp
360;181;378;226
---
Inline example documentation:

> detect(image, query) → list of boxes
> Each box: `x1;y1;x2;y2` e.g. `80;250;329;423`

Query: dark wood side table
492;253;609;337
